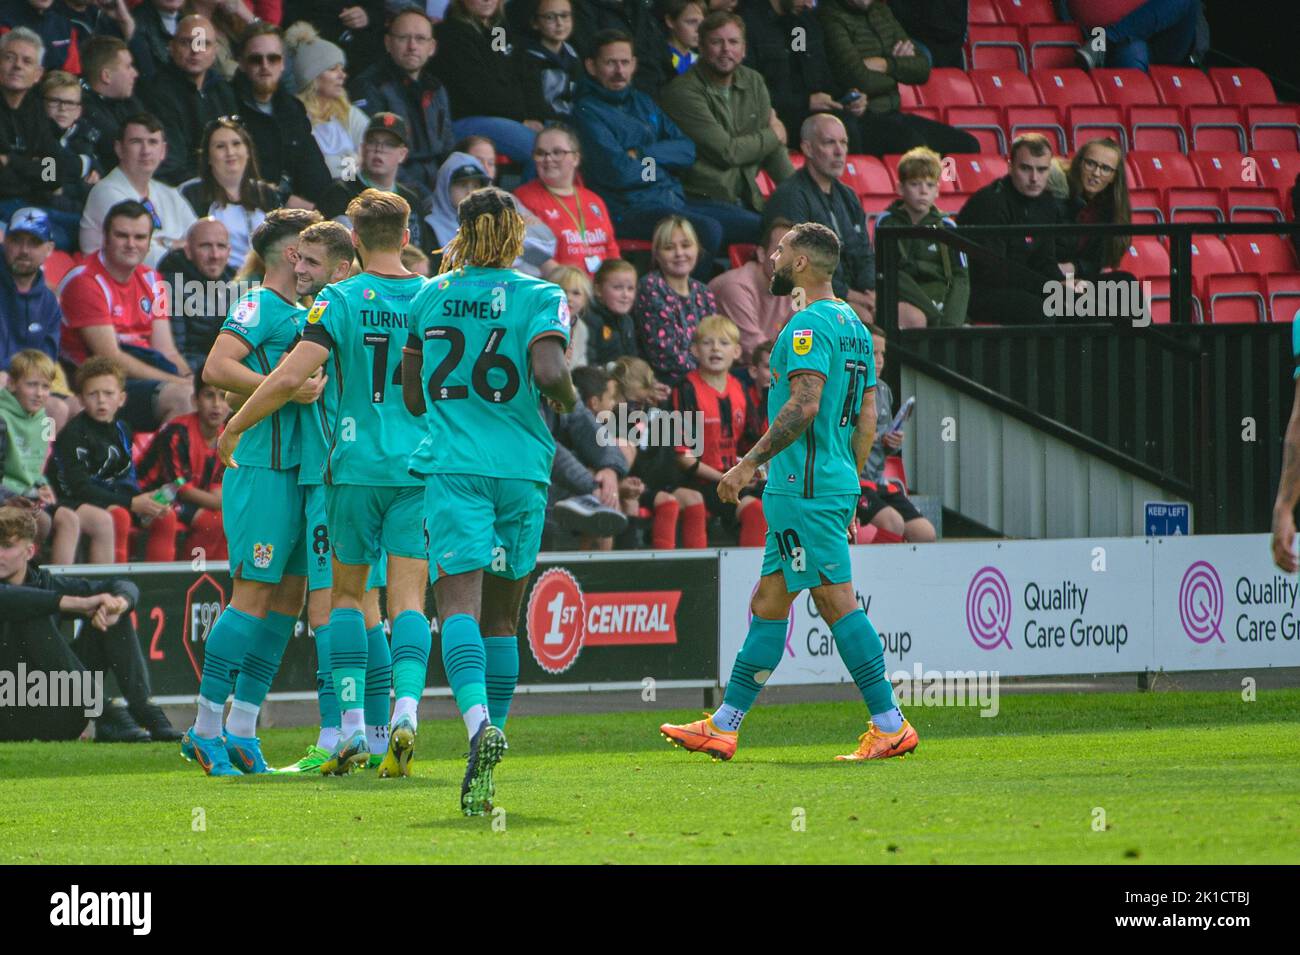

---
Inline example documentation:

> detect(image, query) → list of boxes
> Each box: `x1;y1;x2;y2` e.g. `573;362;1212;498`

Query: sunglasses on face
245;52;283;66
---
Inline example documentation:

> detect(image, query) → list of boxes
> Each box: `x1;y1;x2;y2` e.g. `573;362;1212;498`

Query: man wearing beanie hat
348;8;454;196
287;22;371;182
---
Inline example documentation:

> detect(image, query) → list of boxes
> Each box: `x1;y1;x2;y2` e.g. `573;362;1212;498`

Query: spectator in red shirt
514;123;619;278
632;213;717;385
672;314;765;546
58;198;193;432
136;375;227;561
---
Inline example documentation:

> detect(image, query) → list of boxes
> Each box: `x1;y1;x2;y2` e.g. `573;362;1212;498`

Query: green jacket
875;198;969;327
659;64;795;212
0;387;51;494
818;0;931;114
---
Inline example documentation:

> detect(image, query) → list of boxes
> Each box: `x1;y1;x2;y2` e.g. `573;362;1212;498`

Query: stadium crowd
0;0;1285;575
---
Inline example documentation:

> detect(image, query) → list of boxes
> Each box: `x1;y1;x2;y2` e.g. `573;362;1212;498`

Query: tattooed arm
718;372;824;504
1271;380;1300;571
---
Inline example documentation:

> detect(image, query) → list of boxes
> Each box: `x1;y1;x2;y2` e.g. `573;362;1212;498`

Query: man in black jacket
129;0;180;81
957;133;1071;325
79;35;143;174
158;217;235;373
230;23;331;208
347;8;454;196
0;505;178;742
139;14;237;187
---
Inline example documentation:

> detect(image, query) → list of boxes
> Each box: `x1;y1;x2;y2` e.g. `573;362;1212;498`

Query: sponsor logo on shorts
252;542;274;569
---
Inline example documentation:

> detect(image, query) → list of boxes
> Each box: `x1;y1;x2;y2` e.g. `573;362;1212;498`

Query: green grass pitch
1;688;1297;864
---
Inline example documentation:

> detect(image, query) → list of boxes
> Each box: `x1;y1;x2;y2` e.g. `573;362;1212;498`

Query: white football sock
367;723;389;754
316;726;341;751
391;697;418;728
341;708;364;738
193;697;224;738
711;704;745;732
225;700;259;738
463;704;490;740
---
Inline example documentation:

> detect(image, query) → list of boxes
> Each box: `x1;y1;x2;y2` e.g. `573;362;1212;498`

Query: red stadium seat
967;25;1025;71
1264;273;1300;324
1092;69;1160;107
971;68;1040;108
1225;234;1300;274
756;169;775;198
916;68;980;107
1122;237;1171;281
1025;23;1082;69
859;193;896;226
993;0;1055;24
1189;150;1249;190
1128;105;1186;153
131;431;157;466
1189;236;1237;298
728;244;757;270
1032;69;1101;109
1187;105;1246;152
41;249;76;289
943;192;973;215
1226;187;1284;222
1206;274;1266;324
1166;187;1224;224
856;522;879;544
1004;105;1066;153
883;456;908;493
944;105;1007;154
898;84;922;109
1209;67;1276;106
619;238;652;253
969;0;1002;23
1246;105;1300;151
1129;151;1200;194
840;155;893;196
1067;104;1126;150
909;106;943;123
1149;66;1219;108
1250;151;1300;202
789;151;804;170
1145;275;1172;324
951;154;1009;193
1128;189;1165;223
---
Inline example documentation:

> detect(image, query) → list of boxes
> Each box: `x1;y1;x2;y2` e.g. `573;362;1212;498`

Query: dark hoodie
517;34;581;120
583;297;640;367
0;255;63;369
48;411;139;510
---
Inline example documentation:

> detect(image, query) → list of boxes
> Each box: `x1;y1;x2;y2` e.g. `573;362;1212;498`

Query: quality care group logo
1179;560;1224;644
966;565;1012;650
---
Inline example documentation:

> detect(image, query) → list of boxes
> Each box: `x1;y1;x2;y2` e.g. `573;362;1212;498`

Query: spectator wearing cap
59;199;193;432
318;112;431;253
157;217;235;373
79;36;144;173
0;207;66;390
178;116;278;270
0;27;79;247
79;113;196;268
230;22;332;208
285;22;369;183
0;0;82;73
139;14;238;186
347;7;454;196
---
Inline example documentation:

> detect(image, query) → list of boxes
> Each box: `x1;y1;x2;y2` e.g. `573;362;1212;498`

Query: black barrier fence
58;552;720;702
874;220;1299;533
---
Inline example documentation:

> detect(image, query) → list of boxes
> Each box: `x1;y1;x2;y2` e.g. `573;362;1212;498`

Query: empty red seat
1128;105;1185;152
1206;274;1266;323
1122;237;1171;281
1025;23;1081;69
1226;234;1300;274
1250;152;1300;204
944;105;1007;154
1130;151;1200;194
916;68;979;107
1264;273;1300;323
909;106;943;123
1210;67;1276;106
1150;66;1220;107
883;455;908;493
967;24;1025;71
1067;104;1126;150
970;68;1039;107
1092;69;1160;107
952;154;1009;192
1128;189;1165;223
756;169;775;198
1190;236;1237;298
1032;68;1101;109
859;193;896;225
993;0;1055;24
728;244;757;270
1187;105;1246;152
1226;187;1284;222
1004;104;1066;153
1189;150;1248;190
898;83;922;109
1246;105;1300;151
970;0;1002;23
943;192;973;214
1145;275;1172;324
840;155;893;196
1166;187;1224;224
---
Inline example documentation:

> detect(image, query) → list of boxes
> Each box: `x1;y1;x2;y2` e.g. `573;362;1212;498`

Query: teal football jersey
406;266;570;483
297;398;328;486
765;297;874;499
219;286;303;470
303;272;428;486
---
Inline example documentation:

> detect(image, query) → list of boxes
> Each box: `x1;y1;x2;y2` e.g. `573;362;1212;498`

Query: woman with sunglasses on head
179;117;279;269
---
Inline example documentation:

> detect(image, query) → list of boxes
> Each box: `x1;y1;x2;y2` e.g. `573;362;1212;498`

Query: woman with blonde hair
286;22;370;181
632;215;717;385
545;265;592;370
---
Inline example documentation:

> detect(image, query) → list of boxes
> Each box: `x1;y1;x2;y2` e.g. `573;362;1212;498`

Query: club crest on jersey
252;543;274;569
230;299;258;325
306;299;328;324
792;329;813;355
556;296;571;328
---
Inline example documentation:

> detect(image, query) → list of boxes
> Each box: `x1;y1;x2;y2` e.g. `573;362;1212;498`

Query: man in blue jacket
573;28;736;277
0;207;63;373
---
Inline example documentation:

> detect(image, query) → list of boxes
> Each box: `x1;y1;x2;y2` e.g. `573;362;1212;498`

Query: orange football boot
834;720;918;761
659;714;738;761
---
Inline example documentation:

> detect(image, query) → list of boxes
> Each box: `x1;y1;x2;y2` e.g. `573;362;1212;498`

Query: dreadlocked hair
437;186;525;272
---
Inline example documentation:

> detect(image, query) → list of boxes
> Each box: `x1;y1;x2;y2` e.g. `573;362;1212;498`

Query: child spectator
741;337;774;455
546;364;629;550
517;0;581;119
0;350;87;563
584;258;640;367
401;244;432;277
633;214;717;385
857;324;935;544
662;0;705;75
137;376;228;561
874;147;969;329
48;357;179;563
672;315;765;546
40;70;103;215
609;355;706;549
547;264;593;371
